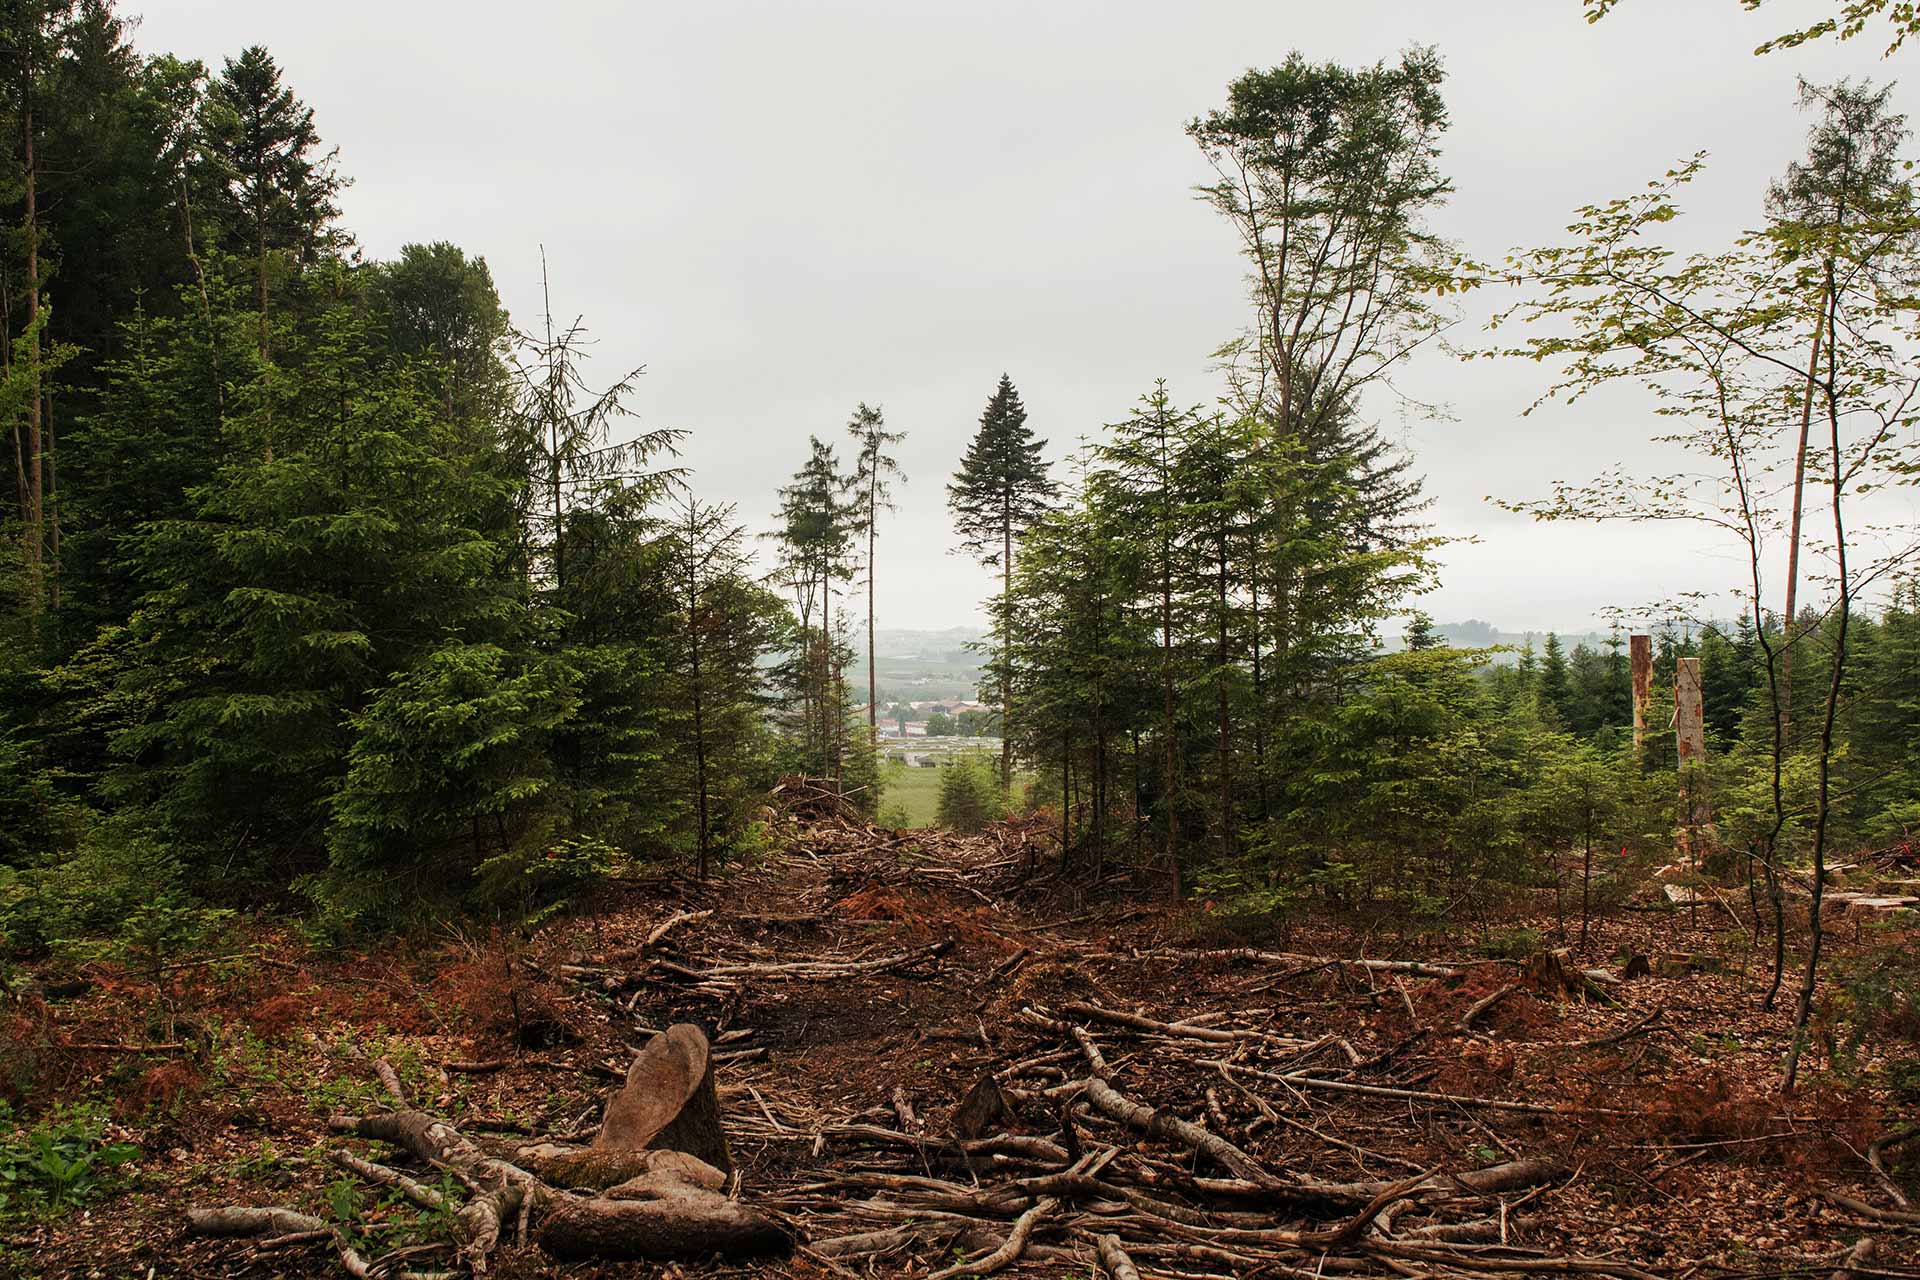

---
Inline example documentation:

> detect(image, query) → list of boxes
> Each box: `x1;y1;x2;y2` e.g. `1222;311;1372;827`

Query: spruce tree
196;45;345;360
665;496;788;878
947;373;1054;797
1538;632;1572;727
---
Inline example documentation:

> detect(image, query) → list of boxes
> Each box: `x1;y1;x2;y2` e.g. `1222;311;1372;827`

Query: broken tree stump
531;1022;788;1261
598;1022;730;1173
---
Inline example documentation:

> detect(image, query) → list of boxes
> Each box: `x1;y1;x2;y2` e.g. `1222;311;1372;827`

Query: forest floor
5;811;1919;1280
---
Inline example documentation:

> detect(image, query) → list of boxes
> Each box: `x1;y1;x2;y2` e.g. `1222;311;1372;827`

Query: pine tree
948;373;1054;799
1089;382;1202;893
935;755;998;834
106;281;533;906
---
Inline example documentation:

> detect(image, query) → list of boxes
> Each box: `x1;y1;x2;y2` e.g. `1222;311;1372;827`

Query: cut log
595;1023;730;1174
536;1191;791;1262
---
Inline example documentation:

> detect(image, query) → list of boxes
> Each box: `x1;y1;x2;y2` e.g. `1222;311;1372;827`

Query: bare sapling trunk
1780;306;1826;748
1784;278;1849;1091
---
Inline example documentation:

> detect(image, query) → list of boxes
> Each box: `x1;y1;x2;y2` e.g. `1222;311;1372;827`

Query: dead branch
924;1195;1057;1280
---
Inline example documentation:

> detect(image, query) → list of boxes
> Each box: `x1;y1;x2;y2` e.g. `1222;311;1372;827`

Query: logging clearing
10;792;1918;1278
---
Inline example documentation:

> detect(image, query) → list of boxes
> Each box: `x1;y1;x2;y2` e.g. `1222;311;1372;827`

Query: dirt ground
4;814;1917;1279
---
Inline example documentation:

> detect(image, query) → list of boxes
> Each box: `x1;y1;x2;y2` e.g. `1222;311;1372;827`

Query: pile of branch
770;998;1662;1280
770;775;866;825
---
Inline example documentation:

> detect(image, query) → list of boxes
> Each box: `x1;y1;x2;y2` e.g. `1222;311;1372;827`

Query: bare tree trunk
20;40;42;613
1579;824;1592;950
1250;555;1268;821
1780;306;1825;750
1001;520;1013;802
1216;534;1232;862
688;573;711;881
1161;552;1179;899
1059;727;1071;870
1784;278;1849;1091
45;384;55;611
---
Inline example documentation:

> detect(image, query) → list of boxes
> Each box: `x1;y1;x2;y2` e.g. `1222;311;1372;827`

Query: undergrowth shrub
0;1104;140;1222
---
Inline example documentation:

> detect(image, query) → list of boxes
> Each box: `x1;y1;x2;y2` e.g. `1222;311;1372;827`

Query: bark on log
924;1195;1055;1280
536;1193;792;1262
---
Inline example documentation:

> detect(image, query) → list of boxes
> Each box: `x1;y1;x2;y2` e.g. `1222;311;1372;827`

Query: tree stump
596;1022;731;1174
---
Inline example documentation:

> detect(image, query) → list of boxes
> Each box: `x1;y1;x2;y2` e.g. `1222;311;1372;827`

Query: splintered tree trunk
1675;657;1708;861
1630;634;1652;762
595;1024;730;1171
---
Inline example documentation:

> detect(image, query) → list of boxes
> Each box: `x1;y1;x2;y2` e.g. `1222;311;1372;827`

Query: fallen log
1205;1060;1632;1117
185;1207;373;1277
1183;947;1460;979
536;1184;790;1262
1056;1000;1308;1046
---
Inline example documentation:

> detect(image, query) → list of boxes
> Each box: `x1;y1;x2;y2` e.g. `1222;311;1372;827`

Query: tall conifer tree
196;45;343;360
948;373;1054;796
846;402;904;748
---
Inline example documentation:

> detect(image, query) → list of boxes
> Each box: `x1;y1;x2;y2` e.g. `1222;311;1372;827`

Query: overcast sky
133;0;1916;634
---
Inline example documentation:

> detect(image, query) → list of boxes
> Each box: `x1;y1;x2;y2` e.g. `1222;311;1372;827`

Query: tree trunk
688;581;711;882
1161;540;1179;899
1001;520;1013;802
867;516;878;748
20;39;41;613
1780;305;1825;750
256;213;269;363
1784;275;1849;1091
1217;533;1232;862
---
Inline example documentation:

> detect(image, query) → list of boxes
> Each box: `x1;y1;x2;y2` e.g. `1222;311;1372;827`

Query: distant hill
1411;620;1620;654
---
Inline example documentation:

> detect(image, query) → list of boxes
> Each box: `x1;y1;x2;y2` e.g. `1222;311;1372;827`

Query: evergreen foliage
935;756;1000;835
0;5;819;938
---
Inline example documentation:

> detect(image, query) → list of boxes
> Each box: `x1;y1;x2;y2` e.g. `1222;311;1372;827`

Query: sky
130;0;1918;634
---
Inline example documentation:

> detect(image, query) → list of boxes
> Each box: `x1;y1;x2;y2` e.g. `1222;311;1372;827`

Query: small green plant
0;1109;140;1221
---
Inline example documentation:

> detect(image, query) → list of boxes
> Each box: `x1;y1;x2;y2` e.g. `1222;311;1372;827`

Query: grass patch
877;760;1034;829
